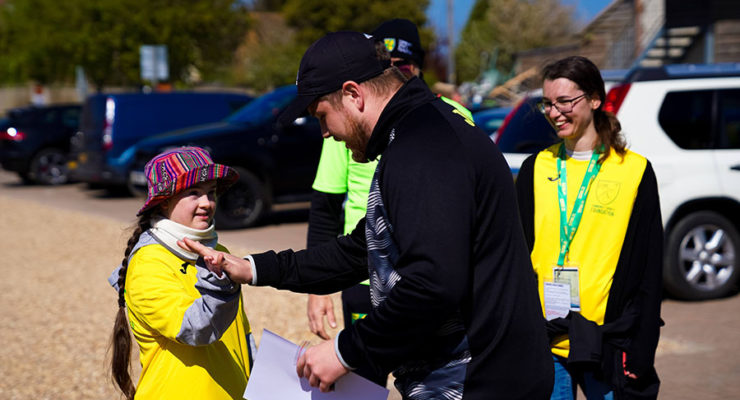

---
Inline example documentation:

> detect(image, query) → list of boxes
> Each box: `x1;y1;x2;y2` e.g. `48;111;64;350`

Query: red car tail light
495;98;526;145
603;83;631;115
1;127;26;141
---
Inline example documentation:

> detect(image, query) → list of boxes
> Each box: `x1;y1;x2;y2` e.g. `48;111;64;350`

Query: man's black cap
278;31;389;127
371;18;425;69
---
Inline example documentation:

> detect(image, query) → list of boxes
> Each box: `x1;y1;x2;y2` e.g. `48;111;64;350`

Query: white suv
496;64;740;300
608;65;740;300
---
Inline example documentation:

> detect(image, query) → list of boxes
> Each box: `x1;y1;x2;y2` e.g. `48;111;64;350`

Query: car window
8;109;35;125
61;108;81;129
42;109;59;125
226;86;297;125
497;97;558;154
718;89;740;149
658;90;714;149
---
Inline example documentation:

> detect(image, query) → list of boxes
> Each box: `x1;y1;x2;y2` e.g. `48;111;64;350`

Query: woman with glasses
515;56;663;400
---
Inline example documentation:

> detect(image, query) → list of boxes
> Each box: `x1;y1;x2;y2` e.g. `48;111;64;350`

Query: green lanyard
557;143;602;266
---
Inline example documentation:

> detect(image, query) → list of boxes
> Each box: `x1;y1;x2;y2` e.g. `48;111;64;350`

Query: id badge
543;282;570;320
553;265;581;312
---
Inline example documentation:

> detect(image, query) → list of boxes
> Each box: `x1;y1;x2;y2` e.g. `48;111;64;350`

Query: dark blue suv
129;85;323;228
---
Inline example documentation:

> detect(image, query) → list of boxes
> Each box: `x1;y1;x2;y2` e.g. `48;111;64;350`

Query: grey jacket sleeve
176;259;241;346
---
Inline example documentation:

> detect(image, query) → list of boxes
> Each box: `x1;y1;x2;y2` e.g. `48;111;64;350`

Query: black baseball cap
371;19;425;69
278;31;391;126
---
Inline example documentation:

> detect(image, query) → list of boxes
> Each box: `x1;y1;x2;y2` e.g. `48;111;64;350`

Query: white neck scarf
565;148;594;161
149;216;218;261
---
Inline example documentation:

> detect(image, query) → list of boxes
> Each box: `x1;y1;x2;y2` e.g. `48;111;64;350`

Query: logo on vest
591;180;619;217
595;180;620;205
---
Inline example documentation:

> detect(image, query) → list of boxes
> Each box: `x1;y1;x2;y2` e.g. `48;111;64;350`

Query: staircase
638;26;703;67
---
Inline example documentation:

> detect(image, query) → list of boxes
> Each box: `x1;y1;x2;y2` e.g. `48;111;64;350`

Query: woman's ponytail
594;109;626;163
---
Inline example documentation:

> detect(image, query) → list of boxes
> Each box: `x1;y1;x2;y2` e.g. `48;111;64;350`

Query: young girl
516;56;663;399
109;146;254;399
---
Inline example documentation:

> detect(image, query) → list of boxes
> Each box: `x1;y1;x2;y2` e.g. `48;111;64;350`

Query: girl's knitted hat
137;146;239;216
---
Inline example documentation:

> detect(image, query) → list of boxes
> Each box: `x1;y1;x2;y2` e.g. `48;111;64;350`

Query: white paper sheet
244;329;389;400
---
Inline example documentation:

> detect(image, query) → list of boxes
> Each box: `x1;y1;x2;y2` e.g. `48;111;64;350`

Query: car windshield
226;86;297;125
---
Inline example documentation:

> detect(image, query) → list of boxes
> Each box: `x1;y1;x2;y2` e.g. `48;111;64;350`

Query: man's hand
296;339;349;392
178;238;253;284
307;295;337;340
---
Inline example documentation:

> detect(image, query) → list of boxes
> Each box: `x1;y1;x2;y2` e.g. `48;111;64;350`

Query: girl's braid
110;212;152;400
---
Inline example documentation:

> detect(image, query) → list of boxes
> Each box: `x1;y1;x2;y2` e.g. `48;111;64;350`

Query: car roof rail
626;63;740;82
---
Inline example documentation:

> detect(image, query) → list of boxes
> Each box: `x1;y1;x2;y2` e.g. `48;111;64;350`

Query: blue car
129;85;323;228
472;106;513;142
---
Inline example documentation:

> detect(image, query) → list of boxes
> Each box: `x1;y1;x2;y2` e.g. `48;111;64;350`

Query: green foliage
0;0;250;88
282;0;430;46
455;0;576;83
233;0;432;91
249;0;289;12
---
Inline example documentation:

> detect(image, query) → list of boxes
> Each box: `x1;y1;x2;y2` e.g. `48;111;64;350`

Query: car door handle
731;164;740;171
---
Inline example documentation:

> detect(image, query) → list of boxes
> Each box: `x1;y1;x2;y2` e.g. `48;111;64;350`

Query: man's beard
343;114;369;163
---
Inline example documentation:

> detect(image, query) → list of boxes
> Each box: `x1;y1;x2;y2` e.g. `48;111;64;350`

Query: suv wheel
29;148;69;185
215;167;270;229
664;211;739;300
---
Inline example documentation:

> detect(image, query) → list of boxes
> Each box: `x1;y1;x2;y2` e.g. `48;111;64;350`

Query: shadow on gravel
81;185;134;199
1;180;26;188
217;207;311;231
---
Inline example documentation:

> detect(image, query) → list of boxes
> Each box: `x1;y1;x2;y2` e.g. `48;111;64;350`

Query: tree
0;0;250;89
455;0;576;83
281;0;430;45
234;0;432;90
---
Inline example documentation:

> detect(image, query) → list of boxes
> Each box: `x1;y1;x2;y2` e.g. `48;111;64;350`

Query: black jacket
253;78;553;399
516;154;663;399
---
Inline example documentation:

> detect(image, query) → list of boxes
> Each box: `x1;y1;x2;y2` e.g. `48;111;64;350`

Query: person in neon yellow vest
305;19;471;386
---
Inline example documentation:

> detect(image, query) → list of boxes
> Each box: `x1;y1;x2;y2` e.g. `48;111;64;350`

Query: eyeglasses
537;94;587;114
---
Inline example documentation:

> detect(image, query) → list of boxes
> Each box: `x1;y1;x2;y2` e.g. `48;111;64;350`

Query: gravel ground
8;182;740;400
0;193;358;399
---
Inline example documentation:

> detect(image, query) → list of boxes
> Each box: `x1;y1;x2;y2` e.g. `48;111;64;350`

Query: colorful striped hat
137;146;239;216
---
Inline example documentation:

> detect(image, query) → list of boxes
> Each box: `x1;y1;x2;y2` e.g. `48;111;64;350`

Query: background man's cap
137;146;238;216
278;31;390;126
371;18;425;69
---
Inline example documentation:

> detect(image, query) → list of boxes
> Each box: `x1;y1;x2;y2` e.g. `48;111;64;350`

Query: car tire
664;211;740;300
215;167;270;229
29;148;69;185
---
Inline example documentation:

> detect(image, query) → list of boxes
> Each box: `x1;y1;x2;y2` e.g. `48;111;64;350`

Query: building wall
0;86;82;115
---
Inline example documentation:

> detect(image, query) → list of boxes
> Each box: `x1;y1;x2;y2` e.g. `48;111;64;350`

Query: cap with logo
371;18;425;69
278;31;391;126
